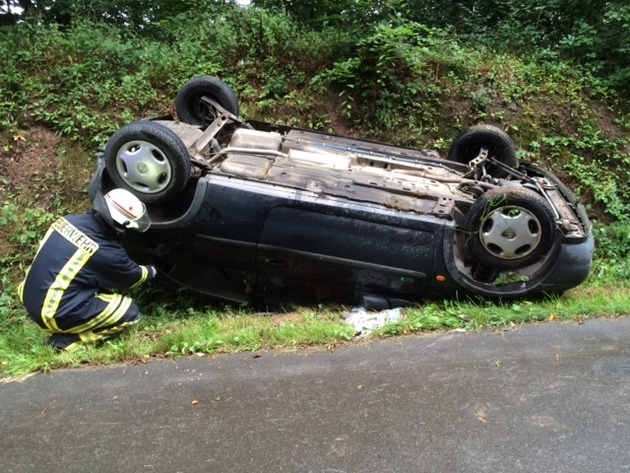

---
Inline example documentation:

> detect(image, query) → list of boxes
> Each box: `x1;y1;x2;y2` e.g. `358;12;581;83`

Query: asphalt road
2;317;630;473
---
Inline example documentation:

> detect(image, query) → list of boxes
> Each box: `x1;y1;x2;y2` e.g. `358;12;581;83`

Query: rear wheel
175;76;240;126
463;187;557;270
103;121;191;204
448;125;516;178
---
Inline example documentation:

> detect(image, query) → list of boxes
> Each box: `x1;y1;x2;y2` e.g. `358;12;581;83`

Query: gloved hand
147;265;158;280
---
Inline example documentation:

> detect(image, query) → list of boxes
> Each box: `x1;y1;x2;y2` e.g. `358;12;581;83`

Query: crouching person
17;188;157;351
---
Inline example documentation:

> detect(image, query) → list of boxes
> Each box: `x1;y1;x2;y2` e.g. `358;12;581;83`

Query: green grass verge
2;273;629;379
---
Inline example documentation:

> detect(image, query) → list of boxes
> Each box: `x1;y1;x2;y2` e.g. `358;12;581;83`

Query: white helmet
103;189;151;232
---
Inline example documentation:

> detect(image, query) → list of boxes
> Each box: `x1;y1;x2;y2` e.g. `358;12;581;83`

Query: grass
2;271;629;380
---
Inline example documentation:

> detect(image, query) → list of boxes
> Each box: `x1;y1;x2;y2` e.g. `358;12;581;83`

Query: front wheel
103;121;191;204
463;187;557;270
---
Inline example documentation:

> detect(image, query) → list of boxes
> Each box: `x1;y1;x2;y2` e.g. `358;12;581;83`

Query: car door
143;178;270;302
256;204;438;305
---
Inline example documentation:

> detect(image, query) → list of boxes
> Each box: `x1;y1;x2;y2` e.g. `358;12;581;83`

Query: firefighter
17;188;157;351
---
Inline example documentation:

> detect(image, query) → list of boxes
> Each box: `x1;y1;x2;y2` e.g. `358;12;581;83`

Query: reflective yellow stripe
94;319;140;340
35;225;57;254
62;341;84;352
80;294;123;331
93;319;139;339
40;248;92;331
63;294;132;334
130;266;149;289
75;317;139;347
97;293;116;303
96;293;133;323
78;331;96;346
17;280;25;302
17;225;57;303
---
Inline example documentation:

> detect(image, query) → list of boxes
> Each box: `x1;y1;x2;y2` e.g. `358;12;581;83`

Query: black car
89;76;594;308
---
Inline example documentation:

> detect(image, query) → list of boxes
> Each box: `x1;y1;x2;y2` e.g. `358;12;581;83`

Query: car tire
104;121;191;204
463;186;557;270
448;125;516;178
175;75;240;126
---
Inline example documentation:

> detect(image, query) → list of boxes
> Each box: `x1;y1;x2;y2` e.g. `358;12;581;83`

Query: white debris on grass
344;306;403;338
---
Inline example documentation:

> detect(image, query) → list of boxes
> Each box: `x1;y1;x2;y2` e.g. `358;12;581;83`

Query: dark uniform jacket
18;211;152;332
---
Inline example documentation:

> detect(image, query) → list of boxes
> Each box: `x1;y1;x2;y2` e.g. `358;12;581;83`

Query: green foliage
592;222;630;260
524;124;630;222
250;0;404;29
0;198;58;295
162;5;351;102
0;9;349;143
0;20;168;143
3;0;629;93
1;204;54;246
589;222;630;286
556;3;630;91
0;0;218;32
312;21;468;138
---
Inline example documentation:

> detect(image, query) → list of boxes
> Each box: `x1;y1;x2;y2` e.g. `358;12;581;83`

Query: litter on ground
344;307;403;338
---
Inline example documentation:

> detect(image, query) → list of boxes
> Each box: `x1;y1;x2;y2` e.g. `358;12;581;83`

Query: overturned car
89;76;593;308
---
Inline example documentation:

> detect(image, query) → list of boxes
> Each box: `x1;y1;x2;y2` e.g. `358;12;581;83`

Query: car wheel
448;125;516;178
463;187;557;270
175;75;240;126
104;121;191;204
